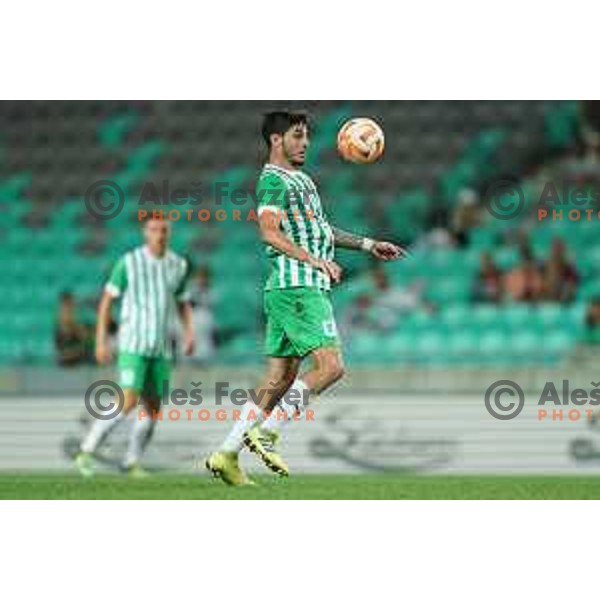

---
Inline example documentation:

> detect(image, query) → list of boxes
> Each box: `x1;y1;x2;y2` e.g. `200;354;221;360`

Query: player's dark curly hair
261;110;311;148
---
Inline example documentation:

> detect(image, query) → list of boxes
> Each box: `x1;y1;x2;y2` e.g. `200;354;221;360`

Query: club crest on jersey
120;368;135;388
323;319;338;337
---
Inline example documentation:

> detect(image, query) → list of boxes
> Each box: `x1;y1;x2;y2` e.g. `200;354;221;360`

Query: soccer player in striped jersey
75;217;195;477
206;110;404;485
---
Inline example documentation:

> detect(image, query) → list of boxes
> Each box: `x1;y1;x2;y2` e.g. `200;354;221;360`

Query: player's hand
370;241;408;261
95;340;113;365
312;258;343;283
182;330;196;356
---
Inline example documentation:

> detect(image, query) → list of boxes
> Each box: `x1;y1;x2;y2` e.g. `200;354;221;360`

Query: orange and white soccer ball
337;117;385;164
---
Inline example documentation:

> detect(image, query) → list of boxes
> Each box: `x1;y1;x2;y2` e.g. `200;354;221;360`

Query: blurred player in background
74;217;195;477
206;110;405;485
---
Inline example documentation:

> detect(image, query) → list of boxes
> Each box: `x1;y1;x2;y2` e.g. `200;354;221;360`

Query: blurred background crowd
2;100;600;371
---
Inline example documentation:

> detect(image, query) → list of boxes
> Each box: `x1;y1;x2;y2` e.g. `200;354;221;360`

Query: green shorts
117;353;171;396
264;287;340;357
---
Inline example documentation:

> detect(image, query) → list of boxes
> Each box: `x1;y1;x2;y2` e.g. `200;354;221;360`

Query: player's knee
122;402;136;415
268;374;293;392
122;391;140;413
331;362;345;384
267;366;298;390
323;356;345;385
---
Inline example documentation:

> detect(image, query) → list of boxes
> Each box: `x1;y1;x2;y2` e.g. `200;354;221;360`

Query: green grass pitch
2;473;600;499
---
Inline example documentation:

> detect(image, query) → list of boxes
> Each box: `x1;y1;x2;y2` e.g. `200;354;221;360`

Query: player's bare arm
259;209;342;283
177;300;196;356
95;290;114;364
332;226;407;261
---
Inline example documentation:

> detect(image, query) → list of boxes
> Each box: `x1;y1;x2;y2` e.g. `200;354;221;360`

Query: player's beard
287;153;305;168
284;144;305;168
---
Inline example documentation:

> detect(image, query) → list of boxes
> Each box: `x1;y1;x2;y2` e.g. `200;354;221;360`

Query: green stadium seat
414;331;446;363
495;247;521;270
544;329;575;351
441;305;471;330
386;332;414;360
566;303;586;330
479;330;508;362
98;112;141;148
511;330;541;358
350;333;386;363
126;140;165;169
440;160;478;203
0;172;32;201
544;101;579;148
471;305;500;328
469;227;497;252
462;129;505;163
503;305;533;329
402;311;436;334
533;304;564;329
448;330;479;362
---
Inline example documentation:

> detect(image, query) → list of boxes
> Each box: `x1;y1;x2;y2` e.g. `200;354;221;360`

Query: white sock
220;400;265;453
80;411;127;454
124;411;156;467
262;379;311;434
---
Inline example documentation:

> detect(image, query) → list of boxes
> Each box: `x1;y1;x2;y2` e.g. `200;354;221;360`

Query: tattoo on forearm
332;227;365;250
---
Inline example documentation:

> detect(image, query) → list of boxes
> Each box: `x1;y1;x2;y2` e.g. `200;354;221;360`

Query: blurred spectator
585;298;600;344
472;253;503;303
582;130;600;167
577;102;600;174
422;195;455;249
504;252;544;302
370;265;433;320
344;294;377;332
542;238;579;303
419;226;455;250
562;117;600;180
501;228;534;257
344;266;433;334
515;229;534;258
54;292;93;367
582;100;600;135
451;188;481;247
188;265;216;361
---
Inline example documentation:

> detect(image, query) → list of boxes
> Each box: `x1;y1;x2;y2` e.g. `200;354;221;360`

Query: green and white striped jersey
257;163;335;290
105;246;192;357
